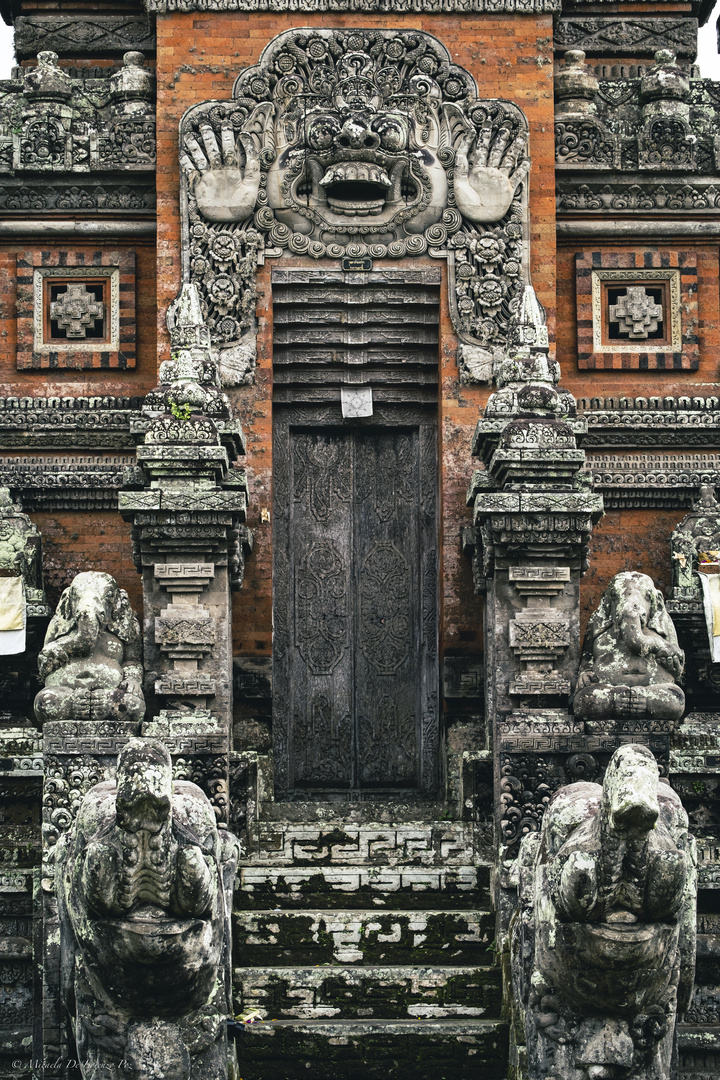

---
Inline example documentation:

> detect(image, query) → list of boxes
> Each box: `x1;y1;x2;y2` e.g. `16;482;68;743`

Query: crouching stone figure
56;739;241;1080
573;572;685;731
34;571;145;726
511;744;696;1080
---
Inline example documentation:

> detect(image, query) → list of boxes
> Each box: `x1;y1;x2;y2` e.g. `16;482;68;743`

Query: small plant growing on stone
170;401;192;422
693;780;707;796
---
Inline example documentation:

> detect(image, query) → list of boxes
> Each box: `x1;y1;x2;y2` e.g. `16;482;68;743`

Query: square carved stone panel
575;250;698;370
16;249;135;370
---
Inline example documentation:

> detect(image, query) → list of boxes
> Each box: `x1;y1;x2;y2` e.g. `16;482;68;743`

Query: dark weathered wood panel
273;409;438;798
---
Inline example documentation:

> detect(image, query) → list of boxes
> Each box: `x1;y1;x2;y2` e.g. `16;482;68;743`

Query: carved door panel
273;415;438;798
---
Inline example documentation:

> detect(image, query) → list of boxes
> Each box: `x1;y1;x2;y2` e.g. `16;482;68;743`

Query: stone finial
109;50;155;108
489;283;569;416
56;737;241;1080
512;743;696;1080
22;51;73;102
640;49;690;105
554;50;599;116
34;571;145;726
573;571;685;731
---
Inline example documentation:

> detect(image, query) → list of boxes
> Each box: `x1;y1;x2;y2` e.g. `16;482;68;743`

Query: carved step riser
233;1020;509;1080
236;864;491;911
233;910;494;966
233;965;502;1020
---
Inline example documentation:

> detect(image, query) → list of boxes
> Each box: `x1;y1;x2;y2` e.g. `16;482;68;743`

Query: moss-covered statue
573;572;685;730
34;571;145;726
56;738;241;1080
511;744;696;1080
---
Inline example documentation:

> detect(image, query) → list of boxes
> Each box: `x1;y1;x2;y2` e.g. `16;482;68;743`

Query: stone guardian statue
56;738;241;1080
511;743;696;1080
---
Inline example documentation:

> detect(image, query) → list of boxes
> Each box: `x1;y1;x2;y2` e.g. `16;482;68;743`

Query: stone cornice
146;0;560;12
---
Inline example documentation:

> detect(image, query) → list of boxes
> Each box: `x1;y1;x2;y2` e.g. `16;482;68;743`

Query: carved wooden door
273;413;438;798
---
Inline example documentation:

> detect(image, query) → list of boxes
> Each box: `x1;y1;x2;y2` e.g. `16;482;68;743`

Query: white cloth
0;577;25;655
699;572;720;662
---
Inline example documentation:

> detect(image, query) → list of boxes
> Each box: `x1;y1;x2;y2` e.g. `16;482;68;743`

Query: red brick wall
156;12;557;658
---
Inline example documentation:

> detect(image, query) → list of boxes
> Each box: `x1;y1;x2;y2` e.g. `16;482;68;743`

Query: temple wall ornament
176;27;531;382
34;571;145;727
56;737;241;1080
511;743;696;1080
574;250;697;371
572;571;685;732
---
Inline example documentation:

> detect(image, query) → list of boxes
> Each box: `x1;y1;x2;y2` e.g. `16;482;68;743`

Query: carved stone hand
453;120;528;225
181;122;261;223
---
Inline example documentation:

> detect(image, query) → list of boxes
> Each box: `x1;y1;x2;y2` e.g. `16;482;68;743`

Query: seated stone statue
34;571;145;726
56;738;241;1080
573;571;685;730
511;743;696;1080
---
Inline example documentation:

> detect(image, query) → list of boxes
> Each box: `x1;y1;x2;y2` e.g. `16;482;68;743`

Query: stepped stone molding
556;178;720;213
0;454;135;510
14;16;156;59
0;396;140;450
0;182;155;213
584;450;720;507
554;17;698;58
177;27;531;374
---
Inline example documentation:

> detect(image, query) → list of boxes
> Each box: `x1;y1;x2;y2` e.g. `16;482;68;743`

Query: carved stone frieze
148;0;561;11
0;396;140;451
554;18;698;59
583;451;720;508
556;179;720;214
0;454;136;511
177;28;530;364
0;182;155;213
13;16;156;60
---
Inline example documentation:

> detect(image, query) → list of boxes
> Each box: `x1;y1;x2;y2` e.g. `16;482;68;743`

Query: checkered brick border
575;250;699;371
16;249;136;370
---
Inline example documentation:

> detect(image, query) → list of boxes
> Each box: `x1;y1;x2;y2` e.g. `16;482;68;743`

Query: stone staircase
231;819;508;1080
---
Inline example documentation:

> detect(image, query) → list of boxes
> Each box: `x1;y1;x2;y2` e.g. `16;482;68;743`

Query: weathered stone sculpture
511;743;696;1080
573;572;685;730
34;571;145;726
56;738;240;1080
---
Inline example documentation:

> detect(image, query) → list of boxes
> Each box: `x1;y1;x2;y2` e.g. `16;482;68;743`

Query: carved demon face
264;55;449;240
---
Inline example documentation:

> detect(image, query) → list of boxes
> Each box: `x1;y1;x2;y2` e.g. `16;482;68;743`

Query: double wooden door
273;411;438;798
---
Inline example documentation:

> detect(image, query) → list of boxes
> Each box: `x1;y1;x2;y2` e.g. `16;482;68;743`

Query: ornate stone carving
34;572;145;726
49;282;104;339
147;0;561;11
573;572;685;730
14;16;156;60
176;28;530;364
56;738;240;1080
554;49;720;175
554;18;698;59
511;743;696;1080
0;51;155;176
608;285;663;339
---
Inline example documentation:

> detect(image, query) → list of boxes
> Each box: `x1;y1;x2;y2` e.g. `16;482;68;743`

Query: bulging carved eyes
307;115;340;151
370;116;407;152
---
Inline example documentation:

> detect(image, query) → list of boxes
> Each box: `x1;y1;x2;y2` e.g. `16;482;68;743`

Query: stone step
233;909;495;966
244;821;480;867
236;864;490;910
233;965;502;1020
232;1018;508;1080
